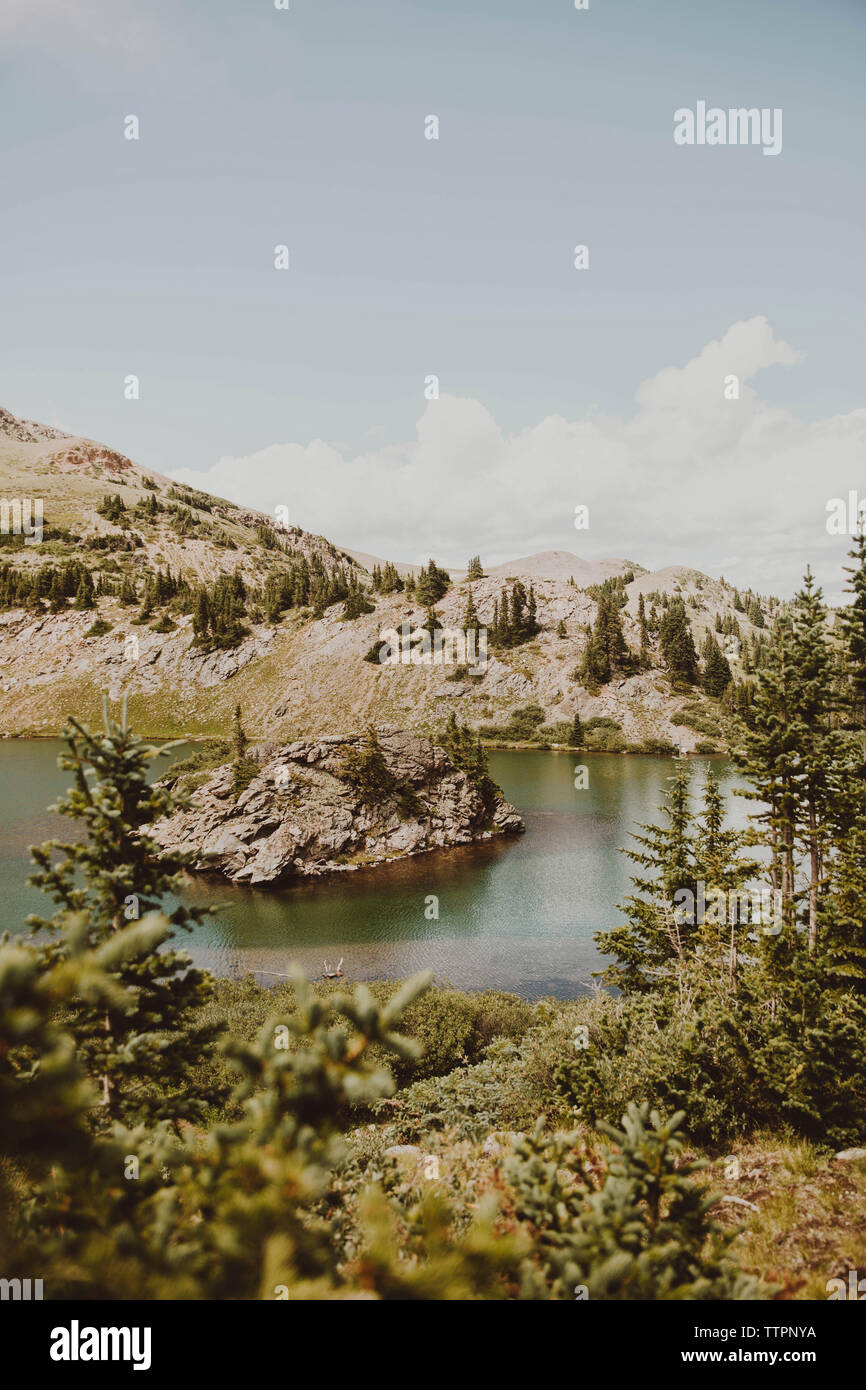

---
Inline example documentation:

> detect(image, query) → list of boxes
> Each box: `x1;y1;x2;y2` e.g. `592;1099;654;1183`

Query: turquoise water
0;742;746;999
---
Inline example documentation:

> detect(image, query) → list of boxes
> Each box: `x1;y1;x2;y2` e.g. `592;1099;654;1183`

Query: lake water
0;741;747;999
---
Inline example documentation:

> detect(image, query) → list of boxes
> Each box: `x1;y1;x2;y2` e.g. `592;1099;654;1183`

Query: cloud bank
171;317;866;600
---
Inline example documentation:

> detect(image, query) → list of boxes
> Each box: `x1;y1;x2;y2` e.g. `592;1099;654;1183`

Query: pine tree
747;596;765;628
49;571;66;612
581;592;628;686
489;581;540;649
734;614;800;939
73;569;95;611
702;636;732;698
787;570;838;952
232;703;248;760
119;575;137;606
659;597;698;684
26;699;220;1129
462;587;481;637
596;762;696;993
841;527;866;760
693;767;758;987
416;560;450;606
638;593;650;657
342;579;375;619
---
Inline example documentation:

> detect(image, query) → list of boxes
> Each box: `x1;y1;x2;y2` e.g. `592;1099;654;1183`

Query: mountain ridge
0;406;773;747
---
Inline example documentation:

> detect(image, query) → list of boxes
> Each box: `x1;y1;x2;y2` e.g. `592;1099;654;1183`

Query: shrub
636;737;677;755
508;1105;768;1300
389;986;532;1085
232;756;259;799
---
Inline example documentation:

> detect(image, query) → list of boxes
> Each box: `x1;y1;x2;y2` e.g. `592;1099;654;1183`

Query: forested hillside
1;408;773;750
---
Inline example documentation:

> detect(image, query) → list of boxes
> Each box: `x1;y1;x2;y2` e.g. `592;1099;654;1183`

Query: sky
1;0;864;598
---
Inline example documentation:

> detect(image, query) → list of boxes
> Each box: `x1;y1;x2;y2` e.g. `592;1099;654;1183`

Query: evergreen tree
693;767;758;988
49;570;67;612
342;577;375;619
340;727;397;804
581;592;628;685
596;762;696;993
489;581;540;649
747;596;765;628
379;561;404;594
638;593;650;656
26;699;220;1129
73;569;95;611
841;527;866;760
659;597;699;684
462;587;481;638
415;560;450;606
232;703;248;760
119;575;137;606
702;635;732;698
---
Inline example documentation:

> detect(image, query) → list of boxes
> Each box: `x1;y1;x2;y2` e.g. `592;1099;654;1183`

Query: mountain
0;407;773;747
341;548;639;588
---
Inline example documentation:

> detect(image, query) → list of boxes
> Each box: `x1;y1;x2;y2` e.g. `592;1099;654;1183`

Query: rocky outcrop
49;442;135;474
152;729;524;885
0;407;69;444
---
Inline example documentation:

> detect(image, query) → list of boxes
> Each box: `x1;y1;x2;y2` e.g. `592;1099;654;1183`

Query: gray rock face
152;728;524;886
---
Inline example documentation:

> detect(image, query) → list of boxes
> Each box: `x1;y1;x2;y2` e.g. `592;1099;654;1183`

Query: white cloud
170;317;866;600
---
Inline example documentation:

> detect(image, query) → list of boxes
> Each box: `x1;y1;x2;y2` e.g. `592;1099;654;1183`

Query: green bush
671;706;721;737
586;727;627;752
480;704;548;742
508;1105;768;1300
232;756;259;798
635;737;677;755
555;970;866;1150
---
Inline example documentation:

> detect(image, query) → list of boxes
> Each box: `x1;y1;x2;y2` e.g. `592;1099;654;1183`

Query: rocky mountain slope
0;406;774;747
153;730;523;884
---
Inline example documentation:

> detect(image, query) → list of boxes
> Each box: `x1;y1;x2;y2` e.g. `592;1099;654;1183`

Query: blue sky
1;0;864;593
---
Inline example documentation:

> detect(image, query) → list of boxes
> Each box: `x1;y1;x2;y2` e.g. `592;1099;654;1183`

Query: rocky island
153;727;524;885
